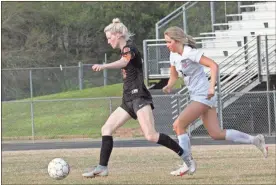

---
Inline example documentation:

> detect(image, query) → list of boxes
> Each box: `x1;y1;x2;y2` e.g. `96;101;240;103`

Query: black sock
157;133;183;156
99;136;113;166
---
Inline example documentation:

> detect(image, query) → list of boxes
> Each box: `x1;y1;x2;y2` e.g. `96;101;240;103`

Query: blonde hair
104;18;134;41
164;26;196;48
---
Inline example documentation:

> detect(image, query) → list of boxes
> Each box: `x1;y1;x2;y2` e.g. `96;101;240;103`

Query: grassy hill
2;80;184;140
2;83;131;140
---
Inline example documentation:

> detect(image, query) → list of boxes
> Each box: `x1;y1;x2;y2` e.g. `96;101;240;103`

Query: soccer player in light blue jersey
162;26;268;176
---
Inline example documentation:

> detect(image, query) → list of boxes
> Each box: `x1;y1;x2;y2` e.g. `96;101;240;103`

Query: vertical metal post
244;36;248;70
224;1;227;23
155;23;160;77
78;62;83;90
182;6;187;34
217;67;223;129
267;91;272;136
29;70;35;143
210;1;215;32
265;35;271;135
273;86;276;135
103;53;107;86
238;1;241;20
265;35;270;90
109;97;112;115
143;40;149;87
256;35;262;83
155;23;159;39
186;96;191;137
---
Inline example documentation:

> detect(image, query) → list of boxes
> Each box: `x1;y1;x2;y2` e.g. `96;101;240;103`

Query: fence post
29;70;35;143
186;96;192;137
109;97;112;115
103;53;107;86
78;62;83;90
273;87;276;135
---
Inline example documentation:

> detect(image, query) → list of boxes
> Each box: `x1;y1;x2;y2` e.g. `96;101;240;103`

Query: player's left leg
202;107;268;158
82;107;132;178
135;102;189;175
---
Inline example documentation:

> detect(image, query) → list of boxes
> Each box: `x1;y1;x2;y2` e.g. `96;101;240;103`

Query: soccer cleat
170;163;189;176
187;159;196;175
82;165;108;178
253;134;268;158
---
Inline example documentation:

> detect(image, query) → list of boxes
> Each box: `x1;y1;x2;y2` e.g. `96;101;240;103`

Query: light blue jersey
170;45;217;107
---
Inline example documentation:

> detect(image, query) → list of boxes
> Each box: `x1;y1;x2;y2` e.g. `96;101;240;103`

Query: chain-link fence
1;63;122;101
2;91;276;142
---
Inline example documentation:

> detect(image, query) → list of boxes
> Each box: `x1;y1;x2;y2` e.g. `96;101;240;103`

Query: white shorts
190;94;217;108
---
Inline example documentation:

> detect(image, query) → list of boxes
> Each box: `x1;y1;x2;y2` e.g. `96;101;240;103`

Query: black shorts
120;97;154;119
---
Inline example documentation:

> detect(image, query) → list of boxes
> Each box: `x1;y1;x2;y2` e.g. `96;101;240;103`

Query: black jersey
121;41;152;102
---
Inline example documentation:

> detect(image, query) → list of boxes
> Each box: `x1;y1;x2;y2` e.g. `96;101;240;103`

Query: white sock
225;129;255;144
178;133;192;161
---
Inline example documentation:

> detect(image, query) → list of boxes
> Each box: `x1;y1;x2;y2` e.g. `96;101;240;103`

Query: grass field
2;144;275;184
2;84;134;139
2;79;184;140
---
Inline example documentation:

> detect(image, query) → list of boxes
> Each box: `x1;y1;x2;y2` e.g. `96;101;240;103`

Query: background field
2;144;275;184
2;80;183;140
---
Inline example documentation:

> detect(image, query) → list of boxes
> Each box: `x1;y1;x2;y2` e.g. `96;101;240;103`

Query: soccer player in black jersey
82;18;190;178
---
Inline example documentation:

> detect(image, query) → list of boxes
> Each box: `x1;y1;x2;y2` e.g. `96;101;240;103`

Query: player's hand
162;85;172;94
92;64;105;71
207;87;215;99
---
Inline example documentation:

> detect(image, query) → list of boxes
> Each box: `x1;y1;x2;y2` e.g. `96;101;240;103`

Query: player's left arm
199;56;218;89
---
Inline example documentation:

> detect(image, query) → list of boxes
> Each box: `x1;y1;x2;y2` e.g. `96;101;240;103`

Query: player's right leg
202;108;268;158
82;106;132;178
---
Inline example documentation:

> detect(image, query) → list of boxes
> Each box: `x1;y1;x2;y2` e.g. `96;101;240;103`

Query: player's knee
101;124;112;135
172;122;178;131
173;120;186;134
173;119;181;130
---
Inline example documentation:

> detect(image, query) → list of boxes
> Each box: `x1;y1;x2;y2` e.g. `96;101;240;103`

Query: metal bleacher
143;1;276;134
143;1;275;84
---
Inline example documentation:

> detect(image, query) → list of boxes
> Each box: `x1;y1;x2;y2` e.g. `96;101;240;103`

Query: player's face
165;34;178;52
106;31;119;49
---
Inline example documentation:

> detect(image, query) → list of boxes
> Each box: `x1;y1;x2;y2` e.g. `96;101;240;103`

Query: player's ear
116;33;122;39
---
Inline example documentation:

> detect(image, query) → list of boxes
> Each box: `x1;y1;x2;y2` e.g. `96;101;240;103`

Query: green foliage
1;2;241;68
1;2;185;68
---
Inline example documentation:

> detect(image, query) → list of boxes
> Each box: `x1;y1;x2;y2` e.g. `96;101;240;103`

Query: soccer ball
48;158;70;180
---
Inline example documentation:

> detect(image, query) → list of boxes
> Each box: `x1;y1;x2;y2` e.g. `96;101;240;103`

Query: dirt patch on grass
2;128;143;141
113;127;144;138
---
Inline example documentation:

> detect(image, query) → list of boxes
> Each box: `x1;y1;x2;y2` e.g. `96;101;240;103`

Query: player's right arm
162;66;178;94
163;53;179;94
92;46;136;71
